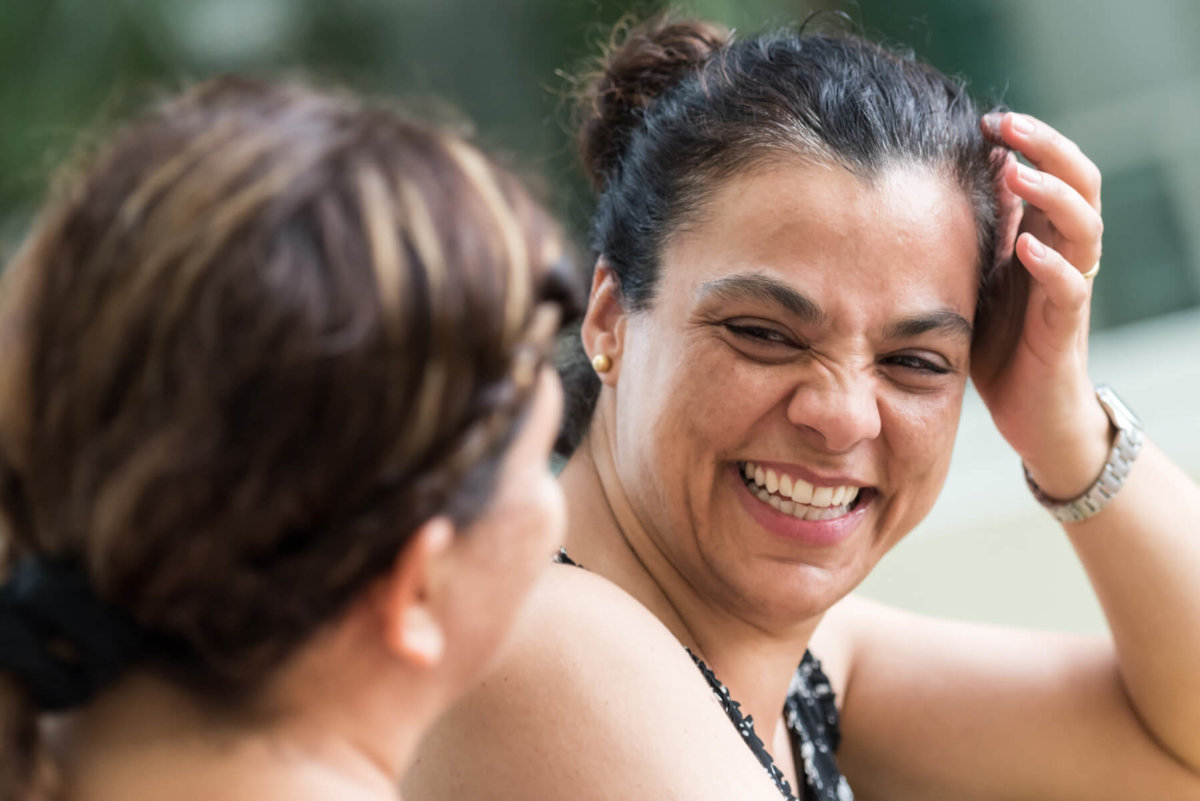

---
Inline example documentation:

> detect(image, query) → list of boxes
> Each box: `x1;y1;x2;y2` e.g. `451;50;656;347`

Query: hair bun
576;16;730;190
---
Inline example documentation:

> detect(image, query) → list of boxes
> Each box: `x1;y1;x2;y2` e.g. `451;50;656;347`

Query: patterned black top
554;549;854;801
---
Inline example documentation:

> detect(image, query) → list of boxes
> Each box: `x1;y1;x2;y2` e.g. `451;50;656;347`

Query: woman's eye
724;323;797;347
884;354;950;375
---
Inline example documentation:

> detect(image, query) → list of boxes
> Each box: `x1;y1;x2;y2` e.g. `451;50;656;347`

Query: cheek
457;475;563;647
633;336;789;452
467;466;564;586
613;327;692;484
501;471;565;572
533;473;567;556
614;336;787;521
708;351;799;429
883;389;964;504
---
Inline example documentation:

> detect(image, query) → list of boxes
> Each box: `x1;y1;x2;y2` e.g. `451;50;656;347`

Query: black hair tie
0;558;143;712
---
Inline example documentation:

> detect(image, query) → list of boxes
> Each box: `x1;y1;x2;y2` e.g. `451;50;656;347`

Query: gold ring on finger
1081;261;1100;280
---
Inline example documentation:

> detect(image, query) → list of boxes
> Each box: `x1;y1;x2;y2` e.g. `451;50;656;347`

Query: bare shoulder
513;562;692;674
807;592;883;706
404;564;783;801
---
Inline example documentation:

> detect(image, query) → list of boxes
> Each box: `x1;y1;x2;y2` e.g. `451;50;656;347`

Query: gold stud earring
591;353;612;374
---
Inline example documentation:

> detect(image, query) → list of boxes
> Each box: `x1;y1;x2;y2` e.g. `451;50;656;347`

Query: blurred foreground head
0;76;576;799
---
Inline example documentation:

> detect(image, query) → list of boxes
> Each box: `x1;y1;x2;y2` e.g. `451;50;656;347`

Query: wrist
1023;385;1145;524
1022;396;1113;500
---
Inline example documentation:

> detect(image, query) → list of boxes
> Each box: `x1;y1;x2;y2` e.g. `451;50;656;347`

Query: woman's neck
57;664;418;801
560;433;822;737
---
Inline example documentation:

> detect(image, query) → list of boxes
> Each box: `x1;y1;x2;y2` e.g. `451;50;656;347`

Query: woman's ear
580;258;626;384
376;517;455;669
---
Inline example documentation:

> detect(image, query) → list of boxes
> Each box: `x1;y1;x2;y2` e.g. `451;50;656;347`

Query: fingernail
1018;164;1042;184
981;113;1002;139
1026;236;1046;259
1012;115;1035;136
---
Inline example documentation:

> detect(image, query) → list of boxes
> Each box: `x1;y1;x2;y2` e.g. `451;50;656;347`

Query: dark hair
0;76;577;800
558;15;1011;456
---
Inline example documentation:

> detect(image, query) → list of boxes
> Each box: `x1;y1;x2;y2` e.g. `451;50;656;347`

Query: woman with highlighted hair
0;77;578;801
408;16;1200;801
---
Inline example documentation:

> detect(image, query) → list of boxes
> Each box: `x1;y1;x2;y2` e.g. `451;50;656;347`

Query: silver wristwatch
1024;385;1144;524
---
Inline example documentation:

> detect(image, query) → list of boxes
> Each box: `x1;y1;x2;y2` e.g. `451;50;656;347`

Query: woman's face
607;160;979;629
439;368;565;682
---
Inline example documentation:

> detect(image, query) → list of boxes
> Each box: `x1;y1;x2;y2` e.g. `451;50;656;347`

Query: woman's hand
971;112;1111;500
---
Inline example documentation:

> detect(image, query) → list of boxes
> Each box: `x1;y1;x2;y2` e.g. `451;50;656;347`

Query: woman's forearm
1062;438;1200;772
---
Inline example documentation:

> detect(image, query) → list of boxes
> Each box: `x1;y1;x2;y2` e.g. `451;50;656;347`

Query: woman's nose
785;371;882;453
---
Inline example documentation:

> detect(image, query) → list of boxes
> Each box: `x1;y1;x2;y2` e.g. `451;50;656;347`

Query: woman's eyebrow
695;274;824;324
696;274;972;341
884;310;973;341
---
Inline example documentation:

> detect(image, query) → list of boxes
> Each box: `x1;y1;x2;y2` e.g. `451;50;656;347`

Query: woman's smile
730;460;872;546
740;460;866;514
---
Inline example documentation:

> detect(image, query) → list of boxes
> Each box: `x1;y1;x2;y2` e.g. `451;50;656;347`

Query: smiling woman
590;161;982;631
406;14;1200;801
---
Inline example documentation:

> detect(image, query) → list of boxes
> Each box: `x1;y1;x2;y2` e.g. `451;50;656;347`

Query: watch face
1096;385;1141;429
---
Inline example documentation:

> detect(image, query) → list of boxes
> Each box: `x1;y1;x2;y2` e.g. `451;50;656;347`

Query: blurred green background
4;0;1200;332
3;0;1198;632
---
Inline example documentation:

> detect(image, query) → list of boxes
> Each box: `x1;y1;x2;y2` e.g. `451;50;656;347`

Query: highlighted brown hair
0;76;577;800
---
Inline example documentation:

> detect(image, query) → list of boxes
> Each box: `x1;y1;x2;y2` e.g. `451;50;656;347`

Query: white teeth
803;504;844;522
741;462;863;520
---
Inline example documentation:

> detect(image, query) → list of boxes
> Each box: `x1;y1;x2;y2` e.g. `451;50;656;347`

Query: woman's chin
715;546;870;629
